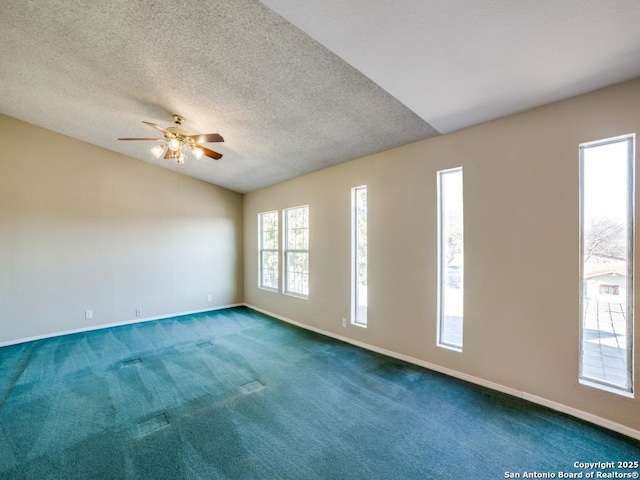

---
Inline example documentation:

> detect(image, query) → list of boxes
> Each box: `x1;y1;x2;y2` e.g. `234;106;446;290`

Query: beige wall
0;114;243;344
244;79;640;433
2;80;638;434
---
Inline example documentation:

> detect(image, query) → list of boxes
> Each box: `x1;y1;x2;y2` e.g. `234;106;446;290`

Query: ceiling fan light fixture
150;144;166;158
168;138;181;151
192;147;204;160
119;115;223;163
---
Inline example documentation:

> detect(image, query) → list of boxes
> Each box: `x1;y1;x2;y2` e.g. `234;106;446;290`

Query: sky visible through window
583;141;628;225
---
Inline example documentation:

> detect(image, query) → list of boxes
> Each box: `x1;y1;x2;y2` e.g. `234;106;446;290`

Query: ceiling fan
118;114;224;164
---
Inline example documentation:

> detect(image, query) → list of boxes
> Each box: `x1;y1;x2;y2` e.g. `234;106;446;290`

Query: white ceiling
1;1;639;193
262;0;640;133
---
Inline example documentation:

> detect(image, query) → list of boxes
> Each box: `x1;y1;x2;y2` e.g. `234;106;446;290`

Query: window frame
258;210;280;292
436;167;464;352
578;133;635;396
283;205;310;298
351;185;368;327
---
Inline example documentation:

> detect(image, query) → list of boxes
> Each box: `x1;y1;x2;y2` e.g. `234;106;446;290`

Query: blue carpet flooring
0;307;638;479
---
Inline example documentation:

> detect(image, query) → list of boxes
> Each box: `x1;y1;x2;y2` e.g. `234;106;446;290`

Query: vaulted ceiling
1;1;639;193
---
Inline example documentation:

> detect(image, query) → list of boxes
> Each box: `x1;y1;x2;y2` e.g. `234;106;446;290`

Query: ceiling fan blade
142;121;171;135
118;137;165;141
188;133;224;143
198;145;223;160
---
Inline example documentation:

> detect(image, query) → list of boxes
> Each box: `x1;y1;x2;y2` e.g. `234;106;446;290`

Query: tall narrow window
284;205;309;297
437;167;464;350
352;186;368;326
259;211;279;291
580;135;634;394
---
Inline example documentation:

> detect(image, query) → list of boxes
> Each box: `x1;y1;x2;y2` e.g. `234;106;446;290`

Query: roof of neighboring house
584;256;627;279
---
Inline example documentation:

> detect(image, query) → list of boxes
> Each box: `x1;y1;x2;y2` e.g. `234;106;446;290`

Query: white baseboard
245;303;640;441
0;303;244;348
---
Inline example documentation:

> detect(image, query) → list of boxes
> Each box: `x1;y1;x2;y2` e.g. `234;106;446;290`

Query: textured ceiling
1;1;640;193
0;0;436;193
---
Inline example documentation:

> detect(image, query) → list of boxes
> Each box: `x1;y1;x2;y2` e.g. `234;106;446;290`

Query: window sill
437;343;463;353
579;378;634;398
258;286;279;293
284;291;308;300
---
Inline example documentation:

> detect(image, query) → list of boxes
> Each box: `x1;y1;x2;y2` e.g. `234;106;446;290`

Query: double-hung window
284;205;309;297
258;211;279;291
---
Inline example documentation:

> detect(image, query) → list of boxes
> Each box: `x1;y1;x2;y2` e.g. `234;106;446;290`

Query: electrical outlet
136;309;142;317
85;310;93;320
207;294;212;302
342;318;347;328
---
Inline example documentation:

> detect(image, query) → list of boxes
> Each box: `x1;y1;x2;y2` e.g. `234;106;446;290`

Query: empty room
1;1;640;478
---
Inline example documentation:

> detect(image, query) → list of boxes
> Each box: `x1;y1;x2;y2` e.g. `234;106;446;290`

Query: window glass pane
286;207;309;250
438;168;463;350
258;211;279;291
286;252;309;296
261;212;278;250
352;186;368;326
580;136;634;393
261;251;279;289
